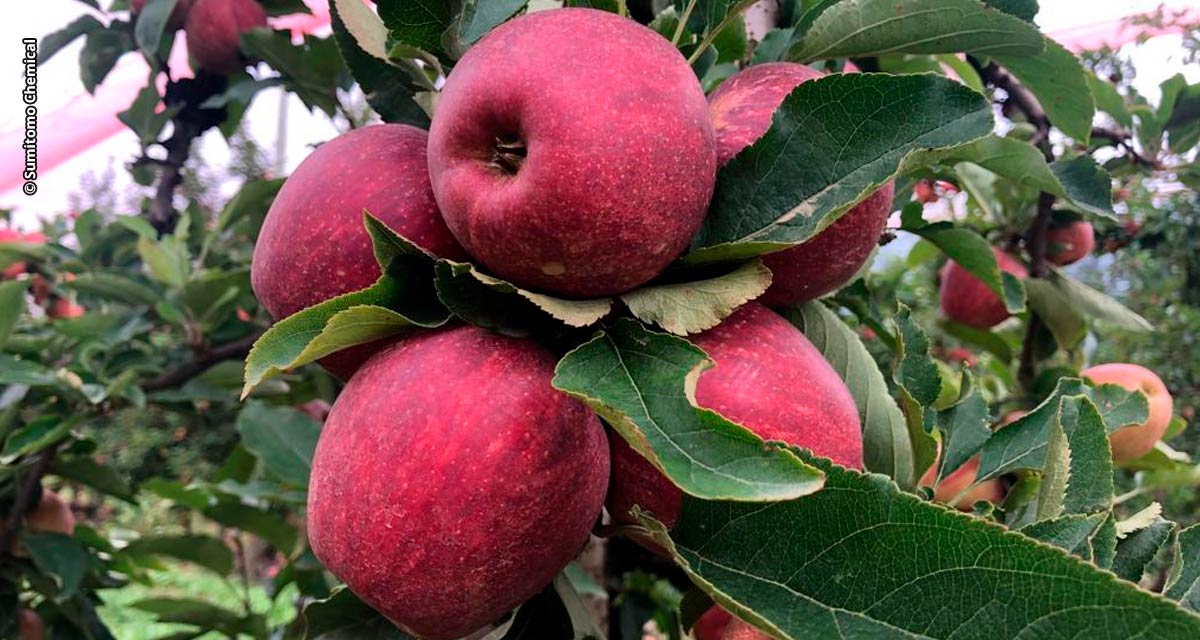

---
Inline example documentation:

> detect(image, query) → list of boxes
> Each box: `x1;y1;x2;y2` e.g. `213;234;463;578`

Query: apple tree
4;1;1200;639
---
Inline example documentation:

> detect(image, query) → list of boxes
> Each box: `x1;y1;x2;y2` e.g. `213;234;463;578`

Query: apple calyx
491;134;527;176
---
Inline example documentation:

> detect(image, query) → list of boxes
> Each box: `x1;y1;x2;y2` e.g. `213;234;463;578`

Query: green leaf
124;534;234;575
1050;155;1115;219
241;29;346;116
377;0;452;61
781;302;915;489
976;379;1146;482
1166;524;1200;613
118;83;174;145
38;15;104;66
688;73;993;264
131;598;247;636
80;27;134;93
994;36;1094;142
787;0;1044;62
134;0;179;58
142;478;213;510
934;372;990;482
984;0;1038;21
52;457;136;503
0;280;26;348
21;533;88;597
298;587;414;639
1087;71;1132;128
65;271;160;306
904;222;1026;313
215;178;284;233
243;217;450;394
236;402;320;487
332;0;389;59
204;501;298;554
621;260;771;336
894;308;942;407
1057;395;1115;516
1113;515;1176;583
456;0;528;45
644;453;1200;640
938;319;1014;362
1021;512;1109;560
2;416;77;460
916;135;1115;219
137;235;189;288
552;318;824;503
330;0;430;127
1025;278;1086;350
1043;266;1151;331
434;260;611;334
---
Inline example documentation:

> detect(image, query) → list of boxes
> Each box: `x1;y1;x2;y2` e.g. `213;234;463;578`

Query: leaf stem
618;0;628;19
672;0;698;46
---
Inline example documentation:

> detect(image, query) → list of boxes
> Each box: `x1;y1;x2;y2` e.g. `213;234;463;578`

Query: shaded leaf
21;532;88;597
781;302;915;489
0;280;26;348
995;36;1094;142
1166;524;1200;613
434;260;611;334
124;535;234;575
1113;515;1176;583
38;15;104;66
236;402;321;487
1021;512;1108;560
53;457;136;503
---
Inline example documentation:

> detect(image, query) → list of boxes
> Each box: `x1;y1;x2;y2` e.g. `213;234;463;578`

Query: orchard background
3;0;1200;639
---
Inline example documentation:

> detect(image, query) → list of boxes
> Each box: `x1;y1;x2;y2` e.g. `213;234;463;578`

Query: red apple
919;451;1005;512
914;180;938;203
428;8;716;298
133;0;192;30
1;229;45;279
722;618;770;640
307;326;609;640
252;124;467;379
707;62;895;306
184;0;267;74
1045;220;1095;266
48;299;85;320
607;303;862;529
25;489;75;535
939;248;1027;329
18;609;44;640
694;606;733;640
1082;363;1174;462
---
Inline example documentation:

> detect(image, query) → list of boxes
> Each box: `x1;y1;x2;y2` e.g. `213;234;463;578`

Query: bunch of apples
246;8;1171;640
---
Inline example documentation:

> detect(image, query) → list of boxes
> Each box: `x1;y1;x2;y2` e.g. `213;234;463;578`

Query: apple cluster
0;228;84;320
242;7;1174;640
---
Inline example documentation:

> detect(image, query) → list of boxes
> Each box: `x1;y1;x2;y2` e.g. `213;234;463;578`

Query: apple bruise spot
490;133;527;176
541;262;566;276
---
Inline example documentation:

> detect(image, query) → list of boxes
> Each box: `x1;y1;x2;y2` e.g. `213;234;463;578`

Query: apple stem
673;0;698;46
491;135;528;176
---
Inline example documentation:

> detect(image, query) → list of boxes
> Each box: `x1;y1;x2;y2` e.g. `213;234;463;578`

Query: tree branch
0;446;59;558
142;331;263;392
1091;126;1164;170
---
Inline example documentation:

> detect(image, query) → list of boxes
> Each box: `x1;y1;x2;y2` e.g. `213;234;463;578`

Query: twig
147;119;201;235
672;0;697;46
0;446;59;557
142;331;263;392
1091;126;1163;170
971;59;1052;157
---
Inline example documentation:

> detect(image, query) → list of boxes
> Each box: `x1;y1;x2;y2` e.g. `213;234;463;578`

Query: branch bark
142;330;263;392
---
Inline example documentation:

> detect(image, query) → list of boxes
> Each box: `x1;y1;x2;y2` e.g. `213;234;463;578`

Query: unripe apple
26;489;75;535
707;62;895;306
938;248;1027;329
722;618;770;640
607;303;862;529
133;0;193;31
694;606;733;640
428;8;716;298
184;0;267;74
1082;363;1174;462
1045;220;1095;266
307;326;609;640
18;609;44;640
919;451;1005;511
252;124;467;379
